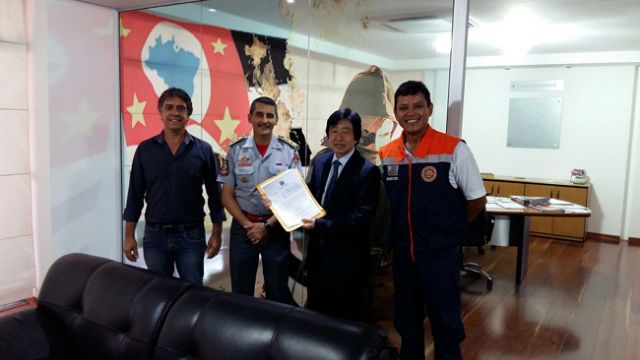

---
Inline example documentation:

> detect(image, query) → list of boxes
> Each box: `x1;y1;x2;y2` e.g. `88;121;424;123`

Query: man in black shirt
122;87;226;285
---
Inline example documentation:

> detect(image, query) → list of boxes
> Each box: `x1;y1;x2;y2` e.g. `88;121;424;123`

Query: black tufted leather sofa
0;253;389;360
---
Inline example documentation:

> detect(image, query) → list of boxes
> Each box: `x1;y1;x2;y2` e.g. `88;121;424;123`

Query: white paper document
257;169;325;232
486;197;525;212
548;198;574;206
561;205;591;214
497;201;525;210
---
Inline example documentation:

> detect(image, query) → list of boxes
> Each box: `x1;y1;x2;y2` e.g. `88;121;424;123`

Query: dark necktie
322;160;340;206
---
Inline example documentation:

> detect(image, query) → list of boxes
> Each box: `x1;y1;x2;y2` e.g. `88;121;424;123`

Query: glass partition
119;0;455;298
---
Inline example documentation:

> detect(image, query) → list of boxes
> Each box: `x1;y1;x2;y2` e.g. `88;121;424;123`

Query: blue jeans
143;224;206;285
229;219;294;305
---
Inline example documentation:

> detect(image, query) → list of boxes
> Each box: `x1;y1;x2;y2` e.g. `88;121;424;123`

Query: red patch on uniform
421;166;437;182
293;153;300;164
218;157;229;176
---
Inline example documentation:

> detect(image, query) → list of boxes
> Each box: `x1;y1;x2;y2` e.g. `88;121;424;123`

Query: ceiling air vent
370;14;475;33
385;15;452;33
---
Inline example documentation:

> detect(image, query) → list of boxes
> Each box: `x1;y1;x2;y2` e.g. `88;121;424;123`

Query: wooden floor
4;237;638;359
371;237;640;359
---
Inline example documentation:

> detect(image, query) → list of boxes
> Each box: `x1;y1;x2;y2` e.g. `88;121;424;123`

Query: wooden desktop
482;174;590;242
487;201;591;285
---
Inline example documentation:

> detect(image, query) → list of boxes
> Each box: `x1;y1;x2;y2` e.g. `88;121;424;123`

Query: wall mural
340;65;399;160
119;10;399;163
120;11;296;154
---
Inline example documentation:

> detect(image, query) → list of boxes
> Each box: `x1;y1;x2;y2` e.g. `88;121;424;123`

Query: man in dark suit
301;108;381;322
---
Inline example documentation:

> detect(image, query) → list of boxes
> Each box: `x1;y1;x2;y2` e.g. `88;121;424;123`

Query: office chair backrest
463;207;495;247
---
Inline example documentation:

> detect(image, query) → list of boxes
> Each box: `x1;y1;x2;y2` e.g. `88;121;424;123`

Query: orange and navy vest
379;126;466;261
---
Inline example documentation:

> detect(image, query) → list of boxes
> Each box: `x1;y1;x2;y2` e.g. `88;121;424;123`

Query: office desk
486;207;591;285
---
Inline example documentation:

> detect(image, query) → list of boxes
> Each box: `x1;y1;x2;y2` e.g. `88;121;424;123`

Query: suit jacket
305;149;380;320
307;149;380;269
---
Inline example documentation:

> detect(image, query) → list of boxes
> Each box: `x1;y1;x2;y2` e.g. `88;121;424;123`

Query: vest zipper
407;157;415;263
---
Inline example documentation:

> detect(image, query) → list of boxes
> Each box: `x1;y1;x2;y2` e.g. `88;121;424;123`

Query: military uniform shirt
218;135;301;216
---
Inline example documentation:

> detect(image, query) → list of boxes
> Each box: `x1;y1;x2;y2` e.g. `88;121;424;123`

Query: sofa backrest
37;253;192;359
26;253;388;359
154;287;389;360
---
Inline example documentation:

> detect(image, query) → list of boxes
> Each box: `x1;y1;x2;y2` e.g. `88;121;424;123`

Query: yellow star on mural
215;106;240;142
120;18;131;37
127;93;147;128
63;100;101;139
212;38;228;54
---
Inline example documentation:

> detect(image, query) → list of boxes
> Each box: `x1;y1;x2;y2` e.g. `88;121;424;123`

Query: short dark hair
157;87;193;116
249;96;278;119
325;108;362;142
394;80;432;110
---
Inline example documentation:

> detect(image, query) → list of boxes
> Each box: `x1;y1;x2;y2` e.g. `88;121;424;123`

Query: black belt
147;223;201;233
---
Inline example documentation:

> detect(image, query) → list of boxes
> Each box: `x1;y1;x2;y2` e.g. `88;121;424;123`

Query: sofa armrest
0;308;52;359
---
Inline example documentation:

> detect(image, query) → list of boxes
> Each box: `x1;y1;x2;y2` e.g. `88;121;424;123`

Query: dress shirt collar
154;130;194;145
243;135;281;151
332;147;355;168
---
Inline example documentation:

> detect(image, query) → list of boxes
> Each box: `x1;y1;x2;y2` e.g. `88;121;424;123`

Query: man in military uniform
219;96;300;305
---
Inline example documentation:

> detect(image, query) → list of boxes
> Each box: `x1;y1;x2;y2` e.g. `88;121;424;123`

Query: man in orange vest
379;81;486;359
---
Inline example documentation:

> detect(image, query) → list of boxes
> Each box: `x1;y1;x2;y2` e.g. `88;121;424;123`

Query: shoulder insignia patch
218;155;229;176
229;137;246;148
278;135;299;150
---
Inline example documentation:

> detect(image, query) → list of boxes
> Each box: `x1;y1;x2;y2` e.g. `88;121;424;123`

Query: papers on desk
559;205;591;214
527;203;590;214
539;199;590;213
486;196;525;212
530;204;565;213
548;198;573;206
510;195;550;206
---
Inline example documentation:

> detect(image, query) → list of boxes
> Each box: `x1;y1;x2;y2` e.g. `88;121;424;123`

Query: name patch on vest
386;164;399;181
421;166;437;182
238;155;252;167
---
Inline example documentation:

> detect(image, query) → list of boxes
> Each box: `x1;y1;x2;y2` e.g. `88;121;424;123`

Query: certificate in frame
257;169;325;232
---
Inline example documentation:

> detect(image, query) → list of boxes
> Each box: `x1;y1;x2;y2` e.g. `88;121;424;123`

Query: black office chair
461;208;495;290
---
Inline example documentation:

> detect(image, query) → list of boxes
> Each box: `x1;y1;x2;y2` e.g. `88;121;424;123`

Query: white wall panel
462;66;635;237
0;235;35;305
0;110;29;175
0;42;27;110
0;0;25;43
0;0;32;306
624;69;640;239
0;174;32;239
306;58;335;87
47;0;120;261
334;63;367;87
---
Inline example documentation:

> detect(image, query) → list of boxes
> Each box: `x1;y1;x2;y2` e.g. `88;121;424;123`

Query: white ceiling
77;0;194;11
80;0;640;63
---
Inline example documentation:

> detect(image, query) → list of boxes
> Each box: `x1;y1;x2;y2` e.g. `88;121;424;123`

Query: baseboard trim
0;297;37;315
586;232;620;244
530;232;583;242
628;237;640;247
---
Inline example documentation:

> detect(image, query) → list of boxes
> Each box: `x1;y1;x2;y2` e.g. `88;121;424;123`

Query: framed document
257;169;325;232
